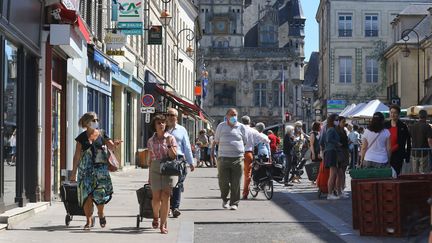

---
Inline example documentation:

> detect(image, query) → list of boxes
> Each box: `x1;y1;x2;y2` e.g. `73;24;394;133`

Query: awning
153;84;209;121
76;16;91;43
93;48;119;73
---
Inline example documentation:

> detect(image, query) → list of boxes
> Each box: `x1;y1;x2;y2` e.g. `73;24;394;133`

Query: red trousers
242;152;253;197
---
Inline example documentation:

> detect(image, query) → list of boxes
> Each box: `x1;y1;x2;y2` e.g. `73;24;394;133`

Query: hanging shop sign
118;0;143;22
61;0;79;10
105;32;126;49
148;26;162;45
116;0;143;35
106;50;125;56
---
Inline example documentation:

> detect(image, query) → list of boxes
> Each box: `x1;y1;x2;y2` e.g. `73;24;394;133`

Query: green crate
349;168;392;179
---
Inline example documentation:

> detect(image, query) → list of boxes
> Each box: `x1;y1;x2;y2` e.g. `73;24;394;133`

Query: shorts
324;150;338;168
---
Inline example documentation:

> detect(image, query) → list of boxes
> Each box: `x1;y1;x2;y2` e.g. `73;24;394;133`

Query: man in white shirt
213;108;248;210
241;116;270;199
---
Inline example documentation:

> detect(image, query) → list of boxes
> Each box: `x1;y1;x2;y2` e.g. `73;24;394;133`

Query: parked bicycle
250;155;273;200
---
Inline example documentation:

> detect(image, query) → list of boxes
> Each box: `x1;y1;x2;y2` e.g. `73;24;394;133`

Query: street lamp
401;28;420;105
160;0;173;89
174;28;195;64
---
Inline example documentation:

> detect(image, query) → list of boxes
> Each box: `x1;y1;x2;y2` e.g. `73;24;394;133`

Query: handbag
103;146;119;172
160;157;184;176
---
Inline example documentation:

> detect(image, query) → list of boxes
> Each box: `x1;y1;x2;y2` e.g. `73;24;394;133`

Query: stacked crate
351;178;391;230
358;181;381;236
378;180;430;237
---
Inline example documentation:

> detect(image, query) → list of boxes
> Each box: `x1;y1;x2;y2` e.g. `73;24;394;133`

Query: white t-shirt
362;128;390;163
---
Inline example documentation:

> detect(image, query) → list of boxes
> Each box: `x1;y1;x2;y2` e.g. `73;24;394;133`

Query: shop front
143;71;206;147
0;0;43;212
112;70;142;167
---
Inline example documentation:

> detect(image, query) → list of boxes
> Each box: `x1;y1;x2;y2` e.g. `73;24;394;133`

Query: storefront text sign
105;32;126;49
148;26;162;45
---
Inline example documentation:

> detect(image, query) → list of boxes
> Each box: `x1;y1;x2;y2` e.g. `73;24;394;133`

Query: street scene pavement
0;167;419;243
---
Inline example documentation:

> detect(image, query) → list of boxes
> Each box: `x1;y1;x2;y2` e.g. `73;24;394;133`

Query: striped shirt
214;121;248;157
147;132;177;161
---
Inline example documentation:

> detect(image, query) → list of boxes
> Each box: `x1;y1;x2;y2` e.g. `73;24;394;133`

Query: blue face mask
229;116;237;124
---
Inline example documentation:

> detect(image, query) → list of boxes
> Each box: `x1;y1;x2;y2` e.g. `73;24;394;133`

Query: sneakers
327;194;340;200
172;208;181;218
222;201;230;209
168;209;173;217
230;205;238;210
339;191;349;199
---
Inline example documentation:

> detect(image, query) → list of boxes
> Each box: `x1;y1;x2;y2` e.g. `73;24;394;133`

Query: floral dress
75;131;113;206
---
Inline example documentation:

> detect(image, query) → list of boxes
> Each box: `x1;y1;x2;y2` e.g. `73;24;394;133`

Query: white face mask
334;121;339;126
90;121;99;129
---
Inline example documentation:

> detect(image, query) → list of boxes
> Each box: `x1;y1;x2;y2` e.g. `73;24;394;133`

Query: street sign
148;26;162;45
141;94;155;107
140;107;155;113
391;97;401;106
145;113;151;123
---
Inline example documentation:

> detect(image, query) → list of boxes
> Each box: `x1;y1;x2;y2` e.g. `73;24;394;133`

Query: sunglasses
157;121;166;125
93;119;99;122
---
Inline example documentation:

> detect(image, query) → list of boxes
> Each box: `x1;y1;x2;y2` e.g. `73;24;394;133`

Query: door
51;87;61;197
2;40;18;207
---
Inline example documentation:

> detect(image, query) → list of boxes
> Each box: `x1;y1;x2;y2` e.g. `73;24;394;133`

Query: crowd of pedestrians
69;105;432;233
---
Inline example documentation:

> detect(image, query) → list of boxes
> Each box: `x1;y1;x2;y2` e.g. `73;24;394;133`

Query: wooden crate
358;181;381;236
351;178;391;230
378;180;430;237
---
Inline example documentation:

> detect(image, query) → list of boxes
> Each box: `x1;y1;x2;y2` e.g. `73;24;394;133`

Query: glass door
2;40;17;207
51;88;61;197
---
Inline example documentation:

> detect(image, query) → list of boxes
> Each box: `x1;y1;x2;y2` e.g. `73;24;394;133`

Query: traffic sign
140;107;155;113
141;94;155;107
145;113;151;123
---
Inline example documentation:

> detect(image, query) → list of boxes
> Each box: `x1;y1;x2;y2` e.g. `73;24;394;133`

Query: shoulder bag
100;130;119;172
160;137;184;176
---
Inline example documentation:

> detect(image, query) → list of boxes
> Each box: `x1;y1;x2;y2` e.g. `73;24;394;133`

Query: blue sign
118;22;143;29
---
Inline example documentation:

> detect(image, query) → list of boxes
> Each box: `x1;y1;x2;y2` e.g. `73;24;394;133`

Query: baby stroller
60;182;95;226
271;151;286;184
250;155;273;200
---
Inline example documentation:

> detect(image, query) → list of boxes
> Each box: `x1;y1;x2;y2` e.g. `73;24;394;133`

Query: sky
300;0;320;62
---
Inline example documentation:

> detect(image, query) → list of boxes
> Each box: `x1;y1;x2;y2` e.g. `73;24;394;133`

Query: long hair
368;112;385;133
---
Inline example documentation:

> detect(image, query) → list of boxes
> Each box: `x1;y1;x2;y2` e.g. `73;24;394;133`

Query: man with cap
409;109;432;173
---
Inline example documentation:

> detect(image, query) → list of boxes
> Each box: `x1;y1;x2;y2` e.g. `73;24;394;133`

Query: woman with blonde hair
147;114;177;234
70;112;121;230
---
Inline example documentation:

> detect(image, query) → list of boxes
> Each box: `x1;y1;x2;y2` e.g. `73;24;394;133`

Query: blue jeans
350;145;358;168
170;157;188;210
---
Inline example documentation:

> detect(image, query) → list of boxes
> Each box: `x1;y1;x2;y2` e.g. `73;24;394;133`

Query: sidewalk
0;167;420;242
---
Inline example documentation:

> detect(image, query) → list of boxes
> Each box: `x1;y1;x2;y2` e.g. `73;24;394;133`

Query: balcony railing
365;30;378;37
338;29;352;37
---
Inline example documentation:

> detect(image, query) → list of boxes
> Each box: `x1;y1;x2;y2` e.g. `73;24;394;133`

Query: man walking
214;108;248;210
241;116;270;200
409;109;432;173
166;108;195;218
384;104;411;175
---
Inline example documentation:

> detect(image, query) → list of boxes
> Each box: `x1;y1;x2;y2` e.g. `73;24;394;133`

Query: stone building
197;0;305;125
384;4;432;107
316;0;431;116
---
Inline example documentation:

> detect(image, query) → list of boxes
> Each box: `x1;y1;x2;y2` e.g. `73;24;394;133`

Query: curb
0;202;50;229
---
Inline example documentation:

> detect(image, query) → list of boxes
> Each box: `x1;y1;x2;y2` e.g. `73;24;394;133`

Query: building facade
316;0;431;116
384;4;432;107
198;0;305;125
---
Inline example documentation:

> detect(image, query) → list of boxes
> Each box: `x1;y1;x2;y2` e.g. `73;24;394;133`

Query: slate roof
303;52;319;86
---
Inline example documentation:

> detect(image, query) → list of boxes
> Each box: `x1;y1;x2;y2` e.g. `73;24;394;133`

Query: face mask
90;121;99;129
334;121;339;126
229;116;237;124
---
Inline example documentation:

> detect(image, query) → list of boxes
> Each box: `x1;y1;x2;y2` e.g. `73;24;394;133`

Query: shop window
3;40;18;206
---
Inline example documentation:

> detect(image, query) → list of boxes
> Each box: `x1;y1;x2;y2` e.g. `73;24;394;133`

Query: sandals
83;224;91;230
160;223;168;234
152;218;159;229
99;216;106;228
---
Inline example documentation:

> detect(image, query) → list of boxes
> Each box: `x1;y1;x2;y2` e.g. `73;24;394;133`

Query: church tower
197;0;244;49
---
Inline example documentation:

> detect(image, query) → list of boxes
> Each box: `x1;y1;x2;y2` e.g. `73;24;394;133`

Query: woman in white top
360;112;391;168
